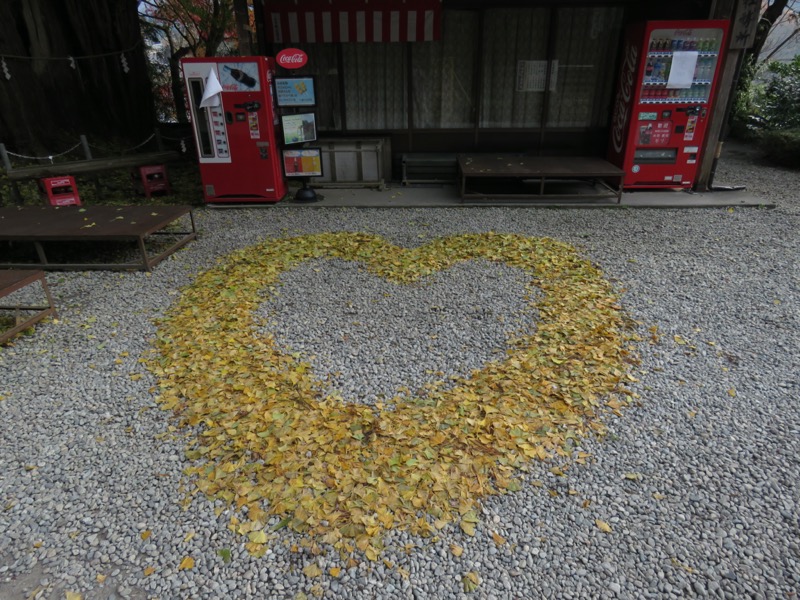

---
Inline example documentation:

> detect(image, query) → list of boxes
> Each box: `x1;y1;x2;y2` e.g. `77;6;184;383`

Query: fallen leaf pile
148;232;637;559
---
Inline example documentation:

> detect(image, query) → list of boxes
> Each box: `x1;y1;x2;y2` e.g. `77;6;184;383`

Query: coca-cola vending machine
608;20;729;189
181;57;287;203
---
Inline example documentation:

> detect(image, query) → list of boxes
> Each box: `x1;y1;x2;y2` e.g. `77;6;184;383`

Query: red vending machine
181;57;287;203
608;20;729;189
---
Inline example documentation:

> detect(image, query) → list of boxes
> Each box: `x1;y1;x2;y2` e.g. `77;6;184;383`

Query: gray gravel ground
0;144;798;600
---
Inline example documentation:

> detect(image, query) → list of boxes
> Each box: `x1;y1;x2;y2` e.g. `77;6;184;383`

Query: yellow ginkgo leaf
96;574;107;583
178;556;195;570
460;521;476;537
462;571;480;592
302;563;322;578
595;519;612;533
144;566;155;576
491;531;506;546
140;530;152;540
329;567;342;577
65;592;82;600
450;544;463;557
248;530;267;544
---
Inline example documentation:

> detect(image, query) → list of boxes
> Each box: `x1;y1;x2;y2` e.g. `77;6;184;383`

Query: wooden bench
402;153;459;185
0;205;196;271
0;270;57;344
457;155;624;203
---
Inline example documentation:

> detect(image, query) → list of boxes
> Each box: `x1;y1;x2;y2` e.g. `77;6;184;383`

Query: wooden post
233;0;254;56
695;0;759;191
0;144;23;206
0;144;12;172
252;0;268;56
80;135;92;160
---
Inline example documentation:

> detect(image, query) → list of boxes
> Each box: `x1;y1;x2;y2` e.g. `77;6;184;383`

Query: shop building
253;0;756;190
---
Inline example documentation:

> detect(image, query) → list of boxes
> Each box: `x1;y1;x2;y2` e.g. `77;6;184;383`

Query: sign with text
276;48;308;69
275;76;316;106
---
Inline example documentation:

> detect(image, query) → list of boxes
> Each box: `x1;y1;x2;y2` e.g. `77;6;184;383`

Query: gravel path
1;146;798;599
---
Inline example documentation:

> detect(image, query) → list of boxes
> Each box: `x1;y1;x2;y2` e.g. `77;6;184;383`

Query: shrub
758;129;800;168
731;56;800;136
759;56;800;130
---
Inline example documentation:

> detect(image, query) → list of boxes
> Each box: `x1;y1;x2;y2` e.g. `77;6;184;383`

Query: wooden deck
457;155;624;202
0;205;196;271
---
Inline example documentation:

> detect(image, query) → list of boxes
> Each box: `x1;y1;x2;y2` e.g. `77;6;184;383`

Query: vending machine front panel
608;20;729;189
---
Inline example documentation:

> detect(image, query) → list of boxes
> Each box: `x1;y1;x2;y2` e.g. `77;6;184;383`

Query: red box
40;176;81;207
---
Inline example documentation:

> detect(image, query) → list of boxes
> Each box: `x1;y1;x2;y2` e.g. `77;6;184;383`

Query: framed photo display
274;76;316;107
282;148;323;178
281;112;317;145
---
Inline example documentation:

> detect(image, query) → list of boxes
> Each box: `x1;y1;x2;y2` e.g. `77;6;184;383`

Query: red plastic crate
39;176;81;207
133;165;171;200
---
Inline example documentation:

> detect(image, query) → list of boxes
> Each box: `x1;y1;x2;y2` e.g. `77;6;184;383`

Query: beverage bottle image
223;66;257;88
645;59;654;80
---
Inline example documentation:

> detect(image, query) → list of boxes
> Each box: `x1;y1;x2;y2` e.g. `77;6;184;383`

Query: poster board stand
293;178;318;202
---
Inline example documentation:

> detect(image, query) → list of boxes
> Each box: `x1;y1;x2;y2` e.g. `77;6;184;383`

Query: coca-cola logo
276;48;308;69
611;43;639;154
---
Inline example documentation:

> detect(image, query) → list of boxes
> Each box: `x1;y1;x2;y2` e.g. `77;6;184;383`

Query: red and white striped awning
266;0;442;44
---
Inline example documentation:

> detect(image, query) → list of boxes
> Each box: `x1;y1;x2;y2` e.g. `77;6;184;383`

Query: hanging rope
0;39;142;62
88;133;159;155
120;133;156;153
4;141;83;163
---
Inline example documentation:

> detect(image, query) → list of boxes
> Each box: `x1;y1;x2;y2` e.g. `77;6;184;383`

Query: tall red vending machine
608;20;729;189
181;57;287;203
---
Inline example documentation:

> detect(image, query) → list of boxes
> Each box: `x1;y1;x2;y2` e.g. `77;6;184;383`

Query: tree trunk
0;0;155;156
169;46;190;123
746;0;790;68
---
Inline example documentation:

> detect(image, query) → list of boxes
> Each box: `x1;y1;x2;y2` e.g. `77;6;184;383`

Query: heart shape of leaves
150;232;635;559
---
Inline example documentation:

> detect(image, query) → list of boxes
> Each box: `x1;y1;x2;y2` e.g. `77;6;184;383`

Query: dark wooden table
0;205;196;271
0;270;57;344
457;155;624;202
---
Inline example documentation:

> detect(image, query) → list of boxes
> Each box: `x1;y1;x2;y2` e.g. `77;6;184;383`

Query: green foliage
759;56;800;130
732;56;800;135
758;129;800;168
730;61;764;139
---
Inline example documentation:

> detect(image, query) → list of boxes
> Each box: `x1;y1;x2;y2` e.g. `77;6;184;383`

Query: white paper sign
516;60;558;92
667;51;699;89
200;68;223;108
